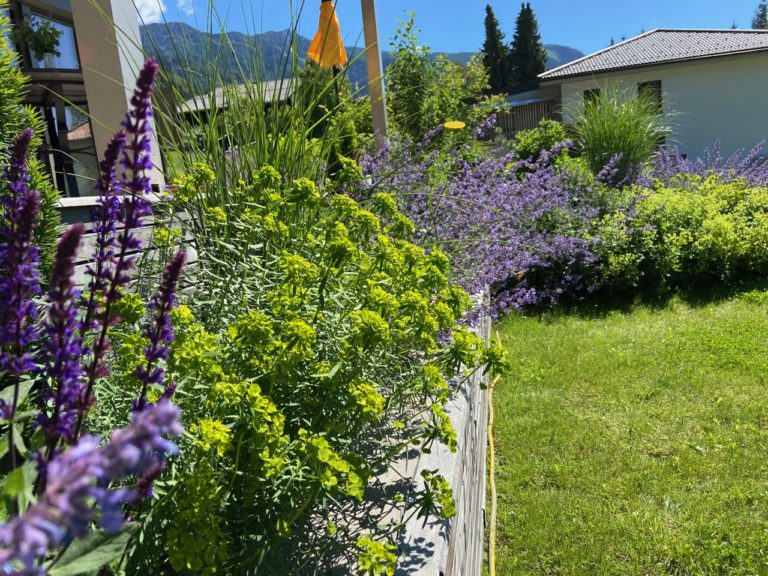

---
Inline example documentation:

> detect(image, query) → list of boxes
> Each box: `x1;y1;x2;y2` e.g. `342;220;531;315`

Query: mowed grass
493;294;768;576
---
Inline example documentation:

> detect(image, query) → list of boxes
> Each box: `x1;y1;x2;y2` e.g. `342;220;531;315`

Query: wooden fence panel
393;291;491;576
497;100;556;139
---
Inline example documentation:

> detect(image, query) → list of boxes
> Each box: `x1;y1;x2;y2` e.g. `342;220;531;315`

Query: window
39;102;97;197
638;80;662;113
583;88;601;106
27;13;79;71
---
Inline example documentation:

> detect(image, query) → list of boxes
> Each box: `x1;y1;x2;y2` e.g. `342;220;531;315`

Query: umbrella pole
361;0;388;150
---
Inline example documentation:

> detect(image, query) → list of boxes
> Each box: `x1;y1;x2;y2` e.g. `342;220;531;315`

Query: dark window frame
583;88;601;105
638;80;662;113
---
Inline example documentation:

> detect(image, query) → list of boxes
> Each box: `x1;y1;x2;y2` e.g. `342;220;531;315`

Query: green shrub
0;14;59;276
512;119;567;163
387;13;494;142
571;85;671;184
592;176;768;293
100;168;503;573
96;18;508;573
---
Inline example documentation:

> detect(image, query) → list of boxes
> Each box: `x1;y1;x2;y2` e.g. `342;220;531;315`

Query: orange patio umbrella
307;0;348;69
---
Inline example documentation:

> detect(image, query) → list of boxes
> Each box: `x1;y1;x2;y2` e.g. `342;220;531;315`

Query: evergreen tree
754;1;768;28
481;5;509;94
507;3;547;89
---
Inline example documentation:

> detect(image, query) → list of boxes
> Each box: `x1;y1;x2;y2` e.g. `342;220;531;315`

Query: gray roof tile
540;29;768;80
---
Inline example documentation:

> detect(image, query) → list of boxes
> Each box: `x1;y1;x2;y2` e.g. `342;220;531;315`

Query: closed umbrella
307;0;348;70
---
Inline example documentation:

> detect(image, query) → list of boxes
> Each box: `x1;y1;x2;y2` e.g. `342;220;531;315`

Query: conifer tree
508;2;547;89
481;5;509;94
753;0;768;28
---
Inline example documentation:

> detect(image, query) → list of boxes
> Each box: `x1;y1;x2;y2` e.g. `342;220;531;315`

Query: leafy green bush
592;176;768;293
99;167;502;573
98;18;507;572
571;85;671;185
387;13;494;141
512;119;568;163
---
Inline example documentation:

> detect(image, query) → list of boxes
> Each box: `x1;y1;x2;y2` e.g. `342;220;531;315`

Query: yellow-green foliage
102;161;506;573
513;119;568;163
593;176;768;292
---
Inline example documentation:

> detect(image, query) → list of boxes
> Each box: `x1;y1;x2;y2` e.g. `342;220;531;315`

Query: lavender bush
651;141;768;187
359;137;602;314
0;59;184;575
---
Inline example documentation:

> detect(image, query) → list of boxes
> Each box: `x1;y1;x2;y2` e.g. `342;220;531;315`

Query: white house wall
554;51;768;159
71;0;164;192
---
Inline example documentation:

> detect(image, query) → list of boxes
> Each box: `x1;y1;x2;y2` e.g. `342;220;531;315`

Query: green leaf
0;379;35;412
49;523;139;576
1;460;36;510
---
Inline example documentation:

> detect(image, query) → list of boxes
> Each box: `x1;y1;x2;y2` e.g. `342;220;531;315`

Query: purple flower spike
39;225;86;444
82;132;127;337
0;129;42;378
135;250;186;410
0;400;181;574
80;59;160;427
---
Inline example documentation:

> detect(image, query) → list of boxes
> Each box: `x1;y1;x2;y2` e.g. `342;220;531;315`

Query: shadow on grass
510;274;768;322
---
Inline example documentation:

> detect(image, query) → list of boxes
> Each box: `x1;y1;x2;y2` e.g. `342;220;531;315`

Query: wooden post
360;0;388;150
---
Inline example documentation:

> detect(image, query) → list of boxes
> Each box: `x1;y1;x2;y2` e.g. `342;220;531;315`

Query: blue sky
136;0;766;55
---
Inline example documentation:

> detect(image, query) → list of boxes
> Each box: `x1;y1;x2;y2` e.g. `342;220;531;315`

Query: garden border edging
394;291;491;576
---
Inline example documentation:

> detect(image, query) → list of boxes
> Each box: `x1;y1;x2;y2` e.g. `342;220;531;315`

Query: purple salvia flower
0;129;42;378
81;132;127;337
79;59;160;428
161;381;177;400
134;250;186;410
0;400;181;574
0;401;13;420
135;463;165;502
0;130;42;475
112;58;158;295
38;225;86;444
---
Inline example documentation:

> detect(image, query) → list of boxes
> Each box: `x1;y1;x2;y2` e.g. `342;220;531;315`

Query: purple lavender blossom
134;250;186;410
39;225;85;444
651;140;768;187
0;400;181;574
358;139;600;314
475;113;497;141
596;153;629;188
0;129;42;378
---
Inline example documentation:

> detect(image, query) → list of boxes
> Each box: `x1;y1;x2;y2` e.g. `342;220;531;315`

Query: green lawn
493;294;768;576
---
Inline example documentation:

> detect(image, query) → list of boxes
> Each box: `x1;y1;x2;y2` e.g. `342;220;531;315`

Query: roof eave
538;46;768;83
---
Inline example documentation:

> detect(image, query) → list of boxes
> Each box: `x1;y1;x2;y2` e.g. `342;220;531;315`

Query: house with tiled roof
535;28;768;158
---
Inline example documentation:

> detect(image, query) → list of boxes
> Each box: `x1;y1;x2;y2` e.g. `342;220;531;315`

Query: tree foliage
508;2;547;88
482;4;509;94
753;0;768;28
387;13;491;140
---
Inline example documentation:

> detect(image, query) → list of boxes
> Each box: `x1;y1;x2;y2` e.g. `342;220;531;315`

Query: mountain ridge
140;22;584;95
